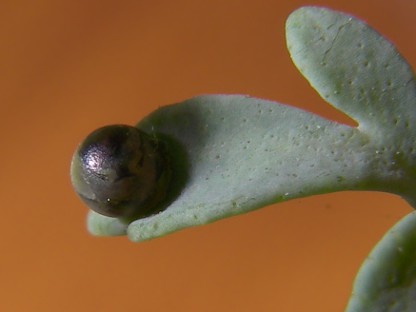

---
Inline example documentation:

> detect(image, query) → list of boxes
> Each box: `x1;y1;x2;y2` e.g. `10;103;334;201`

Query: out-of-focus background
1;1;414;311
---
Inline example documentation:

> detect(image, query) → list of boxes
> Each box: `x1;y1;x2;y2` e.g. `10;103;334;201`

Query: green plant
71;6;416;311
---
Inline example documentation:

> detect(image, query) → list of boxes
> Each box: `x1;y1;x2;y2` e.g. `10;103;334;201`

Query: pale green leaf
345;212;416;312
86;7;416;243
88;95;372;241
286;6;416;138
286;6;416;204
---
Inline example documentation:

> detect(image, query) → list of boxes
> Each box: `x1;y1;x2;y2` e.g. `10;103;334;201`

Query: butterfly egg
70;124;171;222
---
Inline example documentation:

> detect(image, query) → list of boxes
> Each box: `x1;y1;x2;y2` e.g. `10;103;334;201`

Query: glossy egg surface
71;125;170;221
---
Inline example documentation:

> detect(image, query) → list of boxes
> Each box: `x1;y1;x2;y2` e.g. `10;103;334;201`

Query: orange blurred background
1;1;414;311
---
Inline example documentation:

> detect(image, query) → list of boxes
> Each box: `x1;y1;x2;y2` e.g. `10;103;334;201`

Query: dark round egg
70;125;171;222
